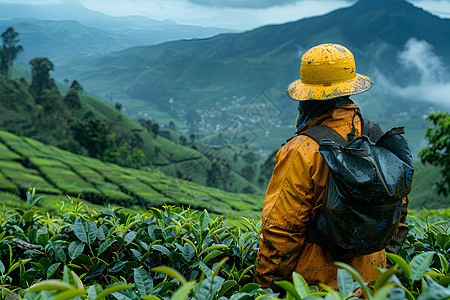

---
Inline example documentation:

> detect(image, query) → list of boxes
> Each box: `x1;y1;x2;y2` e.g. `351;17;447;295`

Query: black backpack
298;113;414;259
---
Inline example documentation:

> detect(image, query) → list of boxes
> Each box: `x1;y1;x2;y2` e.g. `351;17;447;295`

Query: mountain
55;0;450;99
0;19;128;65
0;2;233;64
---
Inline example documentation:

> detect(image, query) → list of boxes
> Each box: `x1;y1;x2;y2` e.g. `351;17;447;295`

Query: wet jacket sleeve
256;137;327;288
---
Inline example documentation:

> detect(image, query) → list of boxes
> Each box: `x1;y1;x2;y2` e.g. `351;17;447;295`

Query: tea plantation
0;130;262;219
0;191;449;300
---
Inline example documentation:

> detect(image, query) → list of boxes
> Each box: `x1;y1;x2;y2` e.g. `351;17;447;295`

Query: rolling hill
0;74;264;194
0;129;263;219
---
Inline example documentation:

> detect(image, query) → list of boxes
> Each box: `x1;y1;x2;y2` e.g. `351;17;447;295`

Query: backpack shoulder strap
362;118;384;143
299;125;348;147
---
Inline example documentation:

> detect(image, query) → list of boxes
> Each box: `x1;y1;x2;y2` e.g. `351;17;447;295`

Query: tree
138;118;152;133
189;133;195;144
115;102;122;111
419;111;450;196
241;164;255;181
0;48;7;76
64;88;81;109
29;57;55;99
151;123;159;137
168;121;176;131
72;117;112;159
70;80;84;93
154;145;161;156
1;27;23;77
179;135;187;145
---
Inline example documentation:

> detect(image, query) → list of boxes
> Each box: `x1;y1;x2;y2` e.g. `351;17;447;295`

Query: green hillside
0;130;263;219
1;74;264;194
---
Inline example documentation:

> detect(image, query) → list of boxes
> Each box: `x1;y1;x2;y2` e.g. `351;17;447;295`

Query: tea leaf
74;217;88;243
68;241;85;259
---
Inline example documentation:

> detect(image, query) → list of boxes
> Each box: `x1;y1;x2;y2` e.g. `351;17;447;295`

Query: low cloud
374;38;450;107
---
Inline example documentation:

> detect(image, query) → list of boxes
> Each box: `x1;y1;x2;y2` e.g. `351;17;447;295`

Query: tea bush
0;189;449;299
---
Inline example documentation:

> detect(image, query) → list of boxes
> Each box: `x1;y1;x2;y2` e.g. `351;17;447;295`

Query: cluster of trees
0;27;145;169
72;115;145;168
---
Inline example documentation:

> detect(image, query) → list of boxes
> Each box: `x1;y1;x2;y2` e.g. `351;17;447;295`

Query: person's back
256;43;409;289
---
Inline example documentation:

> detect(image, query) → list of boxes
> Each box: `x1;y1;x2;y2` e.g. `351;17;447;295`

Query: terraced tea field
0;130;263;218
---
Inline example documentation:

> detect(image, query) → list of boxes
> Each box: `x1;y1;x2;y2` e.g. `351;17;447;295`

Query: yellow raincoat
256;103;387;289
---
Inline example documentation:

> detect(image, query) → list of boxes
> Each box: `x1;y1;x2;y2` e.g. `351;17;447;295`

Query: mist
373;38;450;107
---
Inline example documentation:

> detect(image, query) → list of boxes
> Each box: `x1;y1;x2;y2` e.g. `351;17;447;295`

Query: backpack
298;113;414;259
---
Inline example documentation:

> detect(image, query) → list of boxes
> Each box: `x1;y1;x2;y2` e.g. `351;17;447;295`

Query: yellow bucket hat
287;43;373;101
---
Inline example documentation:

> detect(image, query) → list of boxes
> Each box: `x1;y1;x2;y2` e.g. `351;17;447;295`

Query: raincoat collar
294;102;360;134
295;97;353;131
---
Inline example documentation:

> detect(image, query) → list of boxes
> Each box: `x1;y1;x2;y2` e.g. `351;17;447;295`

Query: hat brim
286;73;373;101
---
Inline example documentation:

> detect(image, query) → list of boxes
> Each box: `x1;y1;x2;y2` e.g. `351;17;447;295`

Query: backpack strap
282;112;385;147
362;118;384;143
300;125;348;147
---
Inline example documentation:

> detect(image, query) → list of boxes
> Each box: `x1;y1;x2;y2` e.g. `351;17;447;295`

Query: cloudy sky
1;0;450;30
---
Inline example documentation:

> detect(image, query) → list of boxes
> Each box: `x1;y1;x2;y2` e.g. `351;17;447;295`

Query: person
255;43;408;290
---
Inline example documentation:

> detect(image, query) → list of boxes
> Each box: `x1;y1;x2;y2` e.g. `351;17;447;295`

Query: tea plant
1;190;449;299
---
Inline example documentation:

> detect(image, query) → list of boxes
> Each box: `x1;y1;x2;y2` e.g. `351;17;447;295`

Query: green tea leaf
436;234;450;249
239;282;260;294
134;269;154;297
199;210;210;232
374;267;399;292
95;285;131;300
47;262;61;279
274;281;301;300
170;280;196;300
22;210;35;223
87;284;99;300
444;240;450;251
88;221;98;245
68;241;85;260
98;238;115;255
292;272;310;298
53;288;86;300
182;238;198;254
334;262;372;300
38;232;49;248
410;251;435;282
26;280;74;293
199;244;227;256
152;266;187;285
217;280;238;298
0;260;4;275
337;268;354;298
386;253;412;279
202;250;223;264
182;242;195;261
74;217;88;243
125;231;137;245
50;241;66;263
151;244;171;256
437;253;449;273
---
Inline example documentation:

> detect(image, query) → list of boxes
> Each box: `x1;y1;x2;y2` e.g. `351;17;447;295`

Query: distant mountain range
53;0;450;118
0;1;233;64
3;0;450;159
